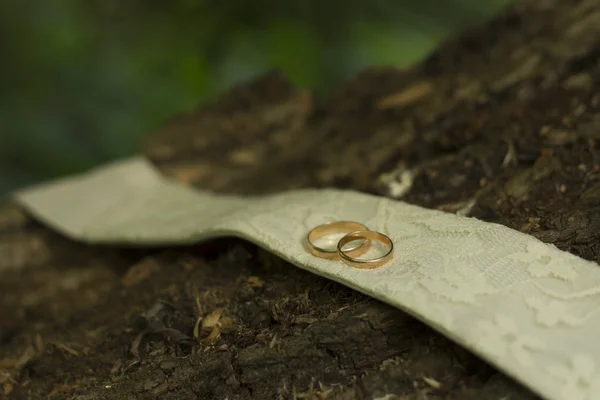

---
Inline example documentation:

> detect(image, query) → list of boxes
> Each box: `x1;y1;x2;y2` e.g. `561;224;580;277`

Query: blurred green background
0;0;511;197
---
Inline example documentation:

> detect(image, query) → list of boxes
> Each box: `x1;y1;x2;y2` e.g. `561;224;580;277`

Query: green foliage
0;0;511;195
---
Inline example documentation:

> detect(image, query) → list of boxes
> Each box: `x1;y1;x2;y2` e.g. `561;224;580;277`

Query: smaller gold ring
306;221;370;260
337;230;393;269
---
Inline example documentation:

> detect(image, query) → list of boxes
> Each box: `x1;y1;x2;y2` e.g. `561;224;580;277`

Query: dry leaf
122;258;161;287
166;163;211;185
201;309;222;330
294;315;318;325
2;382;13;396
201;326;221;345
219;317;233;332
34;333;44;353
48;341;80;357
376;81;433;109
193;317;203;342
247;276;265;288
422;376;441;389
15;345;37;369
195;309;225;343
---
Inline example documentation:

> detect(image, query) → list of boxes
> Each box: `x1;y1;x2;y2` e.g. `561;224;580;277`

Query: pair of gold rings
306;221;393;269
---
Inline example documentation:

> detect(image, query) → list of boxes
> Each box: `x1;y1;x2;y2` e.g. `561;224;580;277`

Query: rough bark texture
2;0;600;398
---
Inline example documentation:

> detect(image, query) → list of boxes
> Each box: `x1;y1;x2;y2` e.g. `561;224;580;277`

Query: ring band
337;230;393;269
306;221;370;259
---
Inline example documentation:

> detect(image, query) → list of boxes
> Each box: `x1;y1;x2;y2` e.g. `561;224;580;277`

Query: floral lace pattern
526;297;590;327
13;157;600;400
509;242;579;280
474;314;546;366
546;355;600;400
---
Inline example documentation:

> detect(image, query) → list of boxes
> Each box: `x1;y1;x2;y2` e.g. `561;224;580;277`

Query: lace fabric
14;157;600;400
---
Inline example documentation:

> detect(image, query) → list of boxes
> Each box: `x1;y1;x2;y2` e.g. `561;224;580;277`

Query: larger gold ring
337;230;393;269
306;221;370;259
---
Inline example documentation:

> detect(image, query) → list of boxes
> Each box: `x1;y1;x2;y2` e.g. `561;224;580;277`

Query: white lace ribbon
13;157;600;400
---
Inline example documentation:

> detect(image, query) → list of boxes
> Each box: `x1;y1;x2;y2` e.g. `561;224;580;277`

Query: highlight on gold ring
306;221;371;260
337;230;393;269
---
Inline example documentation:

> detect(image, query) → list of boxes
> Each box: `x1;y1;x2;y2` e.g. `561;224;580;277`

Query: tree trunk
2;0;600;398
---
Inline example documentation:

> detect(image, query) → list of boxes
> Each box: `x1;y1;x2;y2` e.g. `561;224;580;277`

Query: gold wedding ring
306;221;370;259
337;230;393;269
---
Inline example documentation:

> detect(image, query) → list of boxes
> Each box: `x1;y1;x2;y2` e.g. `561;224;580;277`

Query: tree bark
2;0;600;398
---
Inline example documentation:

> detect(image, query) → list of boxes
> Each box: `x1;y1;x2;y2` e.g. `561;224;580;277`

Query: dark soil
2;0;600;398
